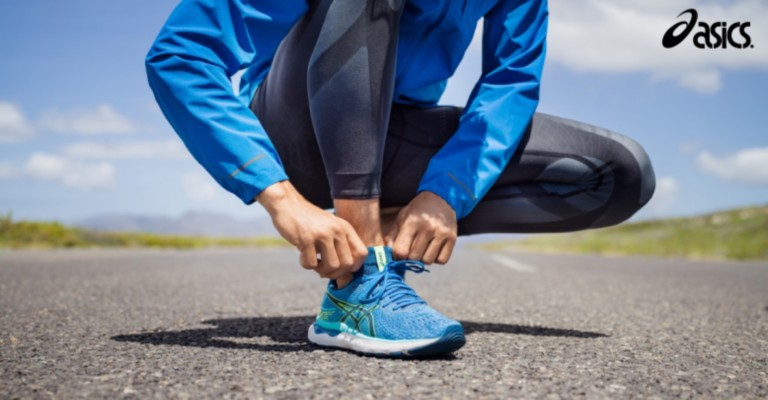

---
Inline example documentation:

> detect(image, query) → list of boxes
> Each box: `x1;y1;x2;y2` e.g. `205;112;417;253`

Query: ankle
334;198;384;245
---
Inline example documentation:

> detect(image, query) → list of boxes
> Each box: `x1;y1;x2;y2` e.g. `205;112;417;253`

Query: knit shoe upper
311;246;464;347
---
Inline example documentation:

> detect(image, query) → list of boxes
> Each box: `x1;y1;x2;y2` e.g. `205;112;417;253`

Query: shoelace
360;260;429;310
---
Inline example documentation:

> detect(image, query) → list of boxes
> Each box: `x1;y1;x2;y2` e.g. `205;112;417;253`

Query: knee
592;139;656;228
637;156;656;209
617;137;656;206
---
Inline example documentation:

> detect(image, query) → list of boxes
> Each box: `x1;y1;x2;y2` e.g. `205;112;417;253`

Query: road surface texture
1;247;766;399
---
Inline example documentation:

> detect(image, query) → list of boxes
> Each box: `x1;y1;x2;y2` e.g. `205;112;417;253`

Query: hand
384;191;457;265
257;181;368;279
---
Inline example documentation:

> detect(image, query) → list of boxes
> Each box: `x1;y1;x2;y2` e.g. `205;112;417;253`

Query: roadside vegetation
4;206;766;259
0;214;287;249
481;206;768;261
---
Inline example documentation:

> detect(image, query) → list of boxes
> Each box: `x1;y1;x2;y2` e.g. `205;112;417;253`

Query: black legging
251;0;656;235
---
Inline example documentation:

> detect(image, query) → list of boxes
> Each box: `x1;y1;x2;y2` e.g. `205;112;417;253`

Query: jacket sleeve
417;0;548;219
145;0;307;205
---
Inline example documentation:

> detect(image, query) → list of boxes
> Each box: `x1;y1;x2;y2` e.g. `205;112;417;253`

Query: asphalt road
1;247;766;399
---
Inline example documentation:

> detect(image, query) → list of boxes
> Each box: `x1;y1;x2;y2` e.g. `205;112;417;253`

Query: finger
421;237;444;265
383;225;398;247
314;259;336;278
317;238;341;273
343;225;368;271
408;233;431;261
299;243;318;270
322;268;351;281
392;221;417;260
436;237;456;265
334;235;354;272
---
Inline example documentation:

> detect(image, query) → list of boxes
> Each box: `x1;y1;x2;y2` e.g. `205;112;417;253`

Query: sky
0;0;766;224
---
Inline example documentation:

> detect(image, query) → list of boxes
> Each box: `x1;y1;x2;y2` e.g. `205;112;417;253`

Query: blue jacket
146;0;548;219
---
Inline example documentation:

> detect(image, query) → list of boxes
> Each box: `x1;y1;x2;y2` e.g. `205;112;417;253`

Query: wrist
419;190;454;213
256;181;300;216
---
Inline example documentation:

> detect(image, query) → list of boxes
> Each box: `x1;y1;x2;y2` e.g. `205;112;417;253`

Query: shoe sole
307;323;465;357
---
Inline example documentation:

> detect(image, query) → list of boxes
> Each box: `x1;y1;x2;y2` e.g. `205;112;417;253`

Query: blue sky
0;0;766;224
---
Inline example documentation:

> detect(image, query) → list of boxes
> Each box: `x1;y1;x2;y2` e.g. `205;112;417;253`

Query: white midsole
307;324;439;355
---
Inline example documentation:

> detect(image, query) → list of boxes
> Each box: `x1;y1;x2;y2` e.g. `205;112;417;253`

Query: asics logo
662;9;754;49
327;293;380;337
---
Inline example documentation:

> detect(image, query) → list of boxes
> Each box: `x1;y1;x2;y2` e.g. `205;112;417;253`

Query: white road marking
490;254;538;273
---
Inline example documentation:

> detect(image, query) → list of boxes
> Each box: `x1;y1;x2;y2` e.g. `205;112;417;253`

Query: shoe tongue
361;246;393;275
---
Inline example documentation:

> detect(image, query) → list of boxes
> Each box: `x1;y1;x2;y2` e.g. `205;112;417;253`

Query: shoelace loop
360;260;429;310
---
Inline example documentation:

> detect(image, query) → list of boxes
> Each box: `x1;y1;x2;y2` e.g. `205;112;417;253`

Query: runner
147;0;655;357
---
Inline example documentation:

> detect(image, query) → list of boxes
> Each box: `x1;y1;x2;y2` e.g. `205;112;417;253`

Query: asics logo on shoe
325;292;380;337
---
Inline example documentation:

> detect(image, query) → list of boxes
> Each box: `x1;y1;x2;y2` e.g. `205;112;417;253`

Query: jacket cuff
222;154;289;205
418;172;477;219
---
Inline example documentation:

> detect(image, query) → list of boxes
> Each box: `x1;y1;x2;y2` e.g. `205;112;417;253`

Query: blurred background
0;1;765;254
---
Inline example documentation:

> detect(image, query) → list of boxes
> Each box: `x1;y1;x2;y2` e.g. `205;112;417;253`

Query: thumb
383;222;399;247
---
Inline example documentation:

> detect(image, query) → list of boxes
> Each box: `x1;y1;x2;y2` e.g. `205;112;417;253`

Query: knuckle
393;246;407;258
356;248;369;259
300;256;317;269
341;220;356;233
340;258;354;270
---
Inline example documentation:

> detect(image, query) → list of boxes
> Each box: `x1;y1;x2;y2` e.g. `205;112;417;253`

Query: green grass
0;214;288;250
480;205;768;261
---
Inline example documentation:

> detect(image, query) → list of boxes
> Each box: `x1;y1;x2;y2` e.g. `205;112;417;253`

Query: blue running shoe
308;246;465;357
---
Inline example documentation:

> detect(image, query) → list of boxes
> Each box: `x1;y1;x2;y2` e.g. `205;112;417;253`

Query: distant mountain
75;211;277;237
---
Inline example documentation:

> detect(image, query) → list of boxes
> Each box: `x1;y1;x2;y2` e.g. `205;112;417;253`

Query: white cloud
61;140;187;160
0;102;34;143
676;69;721;94
182;171;219;201
697;147;768;185
40;104;136;135
547;0;768;93
24;153;115;190
645;176;680;216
